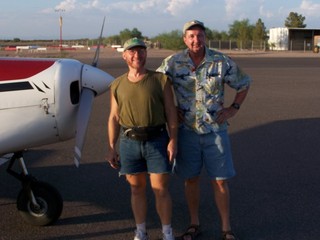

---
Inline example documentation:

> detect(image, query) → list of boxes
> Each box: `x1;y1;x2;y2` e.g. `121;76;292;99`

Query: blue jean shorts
119;130;172;175
174;128;236;180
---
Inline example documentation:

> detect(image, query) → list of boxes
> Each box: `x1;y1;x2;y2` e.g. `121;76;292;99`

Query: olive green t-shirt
111;70;169;127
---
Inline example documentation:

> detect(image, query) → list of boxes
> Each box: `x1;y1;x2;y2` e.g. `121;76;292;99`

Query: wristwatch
231;103;240;110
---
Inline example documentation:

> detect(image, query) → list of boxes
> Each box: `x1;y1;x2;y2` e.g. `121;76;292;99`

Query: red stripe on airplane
0;59;55;81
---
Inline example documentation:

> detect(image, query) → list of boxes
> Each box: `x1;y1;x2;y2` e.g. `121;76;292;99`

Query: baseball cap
123;37;146;51
183;20;205;34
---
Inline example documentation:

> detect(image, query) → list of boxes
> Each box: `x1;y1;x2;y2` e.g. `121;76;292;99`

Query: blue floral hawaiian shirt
157;47;251;134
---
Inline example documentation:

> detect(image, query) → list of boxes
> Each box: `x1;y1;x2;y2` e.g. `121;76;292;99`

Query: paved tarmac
1;50;320;240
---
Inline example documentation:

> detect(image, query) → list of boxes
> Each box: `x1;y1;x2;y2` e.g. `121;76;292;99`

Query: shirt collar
182;46;211;66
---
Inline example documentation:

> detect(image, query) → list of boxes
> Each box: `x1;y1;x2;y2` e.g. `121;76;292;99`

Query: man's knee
127;175;147;196
130;184;146;195
212;179;229;193
153;187;170;199
185;176;200;186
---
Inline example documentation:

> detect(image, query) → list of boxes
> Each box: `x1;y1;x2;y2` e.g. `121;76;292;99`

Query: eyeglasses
126;48;146;55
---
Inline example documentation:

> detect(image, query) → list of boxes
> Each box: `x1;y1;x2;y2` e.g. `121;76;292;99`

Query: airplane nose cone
81;64;114;95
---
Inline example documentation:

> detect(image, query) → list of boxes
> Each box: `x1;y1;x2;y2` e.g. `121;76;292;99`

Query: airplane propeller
74;88;95;167
74;17;113;167
92;16;105;67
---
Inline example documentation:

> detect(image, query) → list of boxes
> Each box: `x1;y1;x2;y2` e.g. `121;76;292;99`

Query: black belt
122;124;166;141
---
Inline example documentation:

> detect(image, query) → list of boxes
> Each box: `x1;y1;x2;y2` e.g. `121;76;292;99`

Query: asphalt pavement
1;51;320;240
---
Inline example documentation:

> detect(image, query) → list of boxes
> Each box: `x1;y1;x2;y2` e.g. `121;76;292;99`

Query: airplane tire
17;181;63;226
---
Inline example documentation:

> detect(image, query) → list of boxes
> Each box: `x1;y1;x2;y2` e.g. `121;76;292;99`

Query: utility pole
55;8;65;51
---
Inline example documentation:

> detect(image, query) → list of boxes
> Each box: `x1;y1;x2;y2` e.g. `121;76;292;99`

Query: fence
208;39;316;52
208;40;267;51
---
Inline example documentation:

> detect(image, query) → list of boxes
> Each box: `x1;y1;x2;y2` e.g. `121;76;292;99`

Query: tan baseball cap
183;20;205;34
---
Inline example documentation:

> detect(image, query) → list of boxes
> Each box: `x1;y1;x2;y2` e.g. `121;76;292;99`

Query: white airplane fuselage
0;58;113;156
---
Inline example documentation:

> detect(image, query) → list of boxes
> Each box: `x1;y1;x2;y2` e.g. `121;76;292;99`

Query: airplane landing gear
7;151;63;226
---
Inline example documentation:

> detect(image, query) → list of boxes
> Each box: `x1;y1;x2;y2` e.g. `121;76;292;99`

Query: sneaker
134;230;149;240
162;228;175;240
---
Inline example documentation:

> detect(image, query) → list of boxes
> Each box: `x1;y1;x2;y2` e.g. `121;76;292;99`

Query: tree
105;35;121;45
119;28;132;43
229;19;254;49
284;12;306;28
220;31;229;41
253;18;267;42
152;30;184;50
205;28;214;40
207;29;230;40
119;28;143;44
252;18;267;48
131;28;142;39
252;18;267;50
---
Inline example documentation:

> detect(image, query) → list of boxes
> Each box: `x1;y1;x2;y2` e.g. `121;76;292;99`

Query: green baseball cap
123;37;146;51
183;20;205;34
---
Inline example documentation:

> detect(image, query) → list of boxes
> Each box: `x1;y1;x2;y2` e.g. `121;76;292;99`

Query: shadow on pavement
1;118;319;239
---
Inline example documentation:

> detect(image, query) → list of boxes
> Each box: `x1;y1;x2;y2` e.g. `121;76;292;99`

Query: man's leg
185;176;201;226
126;173;148;225
212;179;231;231
180;177;201;240
150;173;175;239
150;173;172;225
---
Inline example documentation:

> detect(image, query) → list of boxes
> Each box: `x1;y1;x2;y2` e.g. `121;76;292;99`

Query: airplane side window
70;81;80;104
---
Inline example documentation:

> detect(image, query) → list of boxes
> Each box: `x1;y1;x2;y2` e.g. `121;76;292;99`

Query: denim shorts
174;128;236;180
119;130;172;175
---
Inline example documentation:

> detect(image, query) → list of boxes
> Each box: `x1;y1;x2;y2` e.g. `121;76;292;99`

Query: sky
1;0;320;40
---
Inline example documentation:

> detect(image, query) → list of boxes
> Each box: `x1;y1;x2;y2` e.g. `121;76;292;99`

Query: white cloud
300;0;320;17
224;0;242;18
259;5;273;18
55;0;77;12
166;0;198;16
101;0;164;14
132;0;163;12
81;0;101;9
49;0;198;16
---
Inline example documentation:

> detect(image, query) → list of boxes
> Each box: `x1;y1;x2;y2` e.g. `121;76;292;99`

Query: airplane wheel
17;181;63;226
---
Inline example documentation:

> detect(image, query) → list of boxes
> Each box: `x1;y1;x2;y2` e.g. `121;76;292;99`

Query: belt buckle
123;128;132;137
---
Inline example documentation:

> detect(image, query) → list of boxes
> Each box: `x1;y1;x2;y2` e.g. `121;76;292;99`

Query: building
268;27;320;51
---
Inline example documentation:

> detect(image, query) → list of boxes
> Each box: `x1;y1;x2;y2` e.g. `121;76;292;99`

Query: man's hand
216;107;238;124
106;149;120;169
167;139;177;164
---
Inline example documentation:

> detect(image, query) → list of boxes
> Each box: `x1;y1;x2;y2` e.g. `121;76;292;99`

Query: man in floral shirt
157;20;251;240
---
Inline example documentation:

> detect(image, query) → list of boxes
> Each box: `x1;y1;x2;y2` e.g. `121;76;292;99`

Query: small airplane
0;18;114;226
